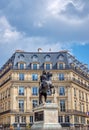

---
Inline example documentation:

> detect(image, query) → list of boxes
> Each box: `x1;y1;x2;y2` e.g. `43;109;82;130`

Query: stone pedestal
31;103;61;130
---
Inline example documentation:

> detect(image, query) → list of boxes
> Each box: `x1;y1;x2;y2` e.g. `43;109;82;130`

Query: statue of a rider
39;70;55;104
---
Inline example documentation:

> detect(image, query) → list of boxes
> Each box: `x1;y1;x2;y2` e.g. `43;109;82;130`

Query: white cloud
0;0;89;57
0;16;23;43
45;0;88;23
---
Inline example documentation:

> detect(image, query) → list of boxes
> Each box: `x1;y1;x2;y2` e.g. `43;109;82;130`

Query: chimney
38;48;42;52
15;50;24;52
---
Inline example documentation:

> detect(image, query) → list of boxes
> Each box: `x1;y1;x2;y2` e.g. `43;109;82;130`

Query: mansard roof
0;50;89;75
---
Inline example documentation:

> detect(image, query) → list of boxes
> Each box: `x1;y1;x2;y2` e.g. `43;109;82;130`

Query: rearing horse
39;70;55;104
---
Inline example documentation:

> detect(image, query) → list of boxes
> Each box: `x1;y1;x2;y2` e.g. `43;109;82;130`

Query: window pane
32;74;38;81
19;100;24;112
60;100;65;112
59;63;63;69
46;100;52;103
45;56;50;61
32;87;38;95
32;100;38;108
59;87;65;95
30;116;33;123
15;116;19;123
65;116;70;122
46;64;50;70
19;73;24;80
19;86;24;95
33;64;37;70
21;116;26;123
20;63;24;69
58;116;63;123
59;73;64;80
74;116;79;123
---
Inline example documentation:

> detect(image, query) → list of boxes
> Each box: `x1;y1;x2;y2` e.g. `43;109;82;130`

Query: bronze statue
39;70;55;104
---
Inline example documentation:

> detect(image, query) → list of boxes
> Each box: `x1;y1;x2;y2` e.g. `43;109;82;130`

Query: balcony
67;109;87;116
69;66;89;80
0;110;10;115
0;77;11;88
0;67;12;78
71;78;89;89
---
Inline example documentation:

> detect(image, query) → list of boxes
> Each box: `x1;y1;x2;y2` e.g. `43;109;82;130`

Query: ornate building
0;50;89;128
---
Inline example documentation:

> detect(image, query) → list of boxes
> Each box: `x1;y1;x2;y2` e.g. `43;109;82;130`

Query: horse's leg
44;93;47;103
39;93;42;104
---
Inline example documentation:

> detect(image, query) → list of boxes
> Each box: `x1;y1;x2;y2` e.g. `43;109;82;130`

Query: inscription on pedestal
34;111;44;122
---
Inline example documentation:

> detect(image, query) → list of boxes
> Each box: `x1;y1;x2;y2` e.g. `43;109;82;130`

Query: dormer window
59;63;63;69
33;64;37;70
45;55;50;61
46;64;50;70
32;55;38;62
18;62;26;69
31;63;39;70
57;62;65;69
44;63;52;70
20;63;24;69
58;54;64;61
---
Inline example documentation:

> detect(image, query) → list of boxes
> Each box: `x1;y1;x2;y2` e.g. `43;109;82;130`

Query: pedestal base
31;103;61;130
31;122;61;130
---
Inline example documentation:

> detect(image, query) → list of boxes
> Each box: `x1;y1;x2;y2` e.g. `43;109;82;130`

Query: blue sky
0;0;89;67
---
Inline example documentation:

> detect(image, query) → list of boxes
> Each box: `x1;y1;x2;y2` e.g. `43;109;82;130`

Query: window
19;86;24;95
58;116;63;123
74;101;77;110
15;116;19;123
86;94;88;102
45;55;50;61
59;87;65;95
20;63;24;69
19;100;24;112
32;87;38;95
32;74;38;81
58;55;64;61
81;116;85;124
21;116;26;123
79;90;81;99
32;100;38;108
60;100;65;112
82;104;85;112
86;105;88;112
32;55;38;61
82;92;84;100
19;73;24;80
74;116;79;123
65;116;70;122
59;73;64;80
46;64;50;70
30;116;33;123
80;103;82;111
46;100;52;103
33;64;37;70
74;88;76;96
59;63;63;69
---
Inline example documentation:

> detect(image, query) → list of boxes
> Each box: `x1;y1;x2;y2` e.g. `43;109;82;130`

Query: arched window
32;55;38;61
45;55;50;61
58;54;64;61
18;54;25;59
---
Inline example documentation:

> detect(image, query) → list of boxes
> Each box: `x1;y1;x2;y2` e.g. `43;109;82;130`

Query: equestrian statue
39;70;55;104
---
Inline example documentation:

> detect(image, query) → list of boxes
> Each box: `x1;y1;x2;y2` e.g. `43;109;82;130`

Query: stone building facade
0;50;89;127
